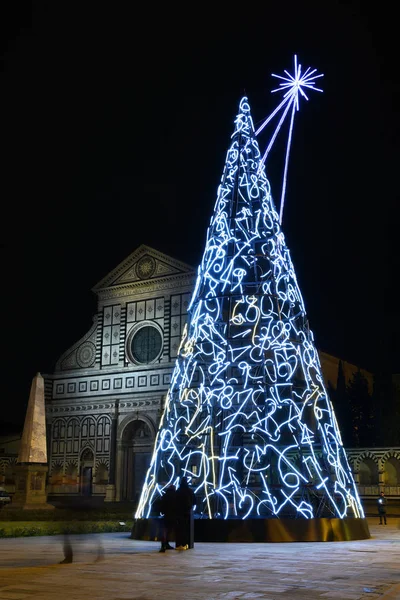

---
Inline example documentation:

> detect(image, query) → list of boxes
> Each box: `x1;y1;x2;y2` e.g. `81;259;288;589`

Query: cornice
47;362;176;380
46;397;161;415
93;245;195;292
97;272;196;301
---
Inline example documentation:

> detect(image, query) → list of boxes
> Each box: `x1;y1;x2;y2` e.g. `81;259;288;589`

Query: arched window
66;419;79;441
82;417;95;438
53;421;60;439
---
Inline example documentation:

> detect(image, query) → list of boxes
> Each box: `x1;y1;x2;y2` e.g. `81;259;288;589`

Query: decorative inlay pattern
136;255;156;280
77;342;96;368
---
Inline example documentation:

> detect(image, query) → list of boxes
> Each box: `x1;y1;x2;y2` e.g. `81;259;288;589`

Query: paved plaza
0;518;400;599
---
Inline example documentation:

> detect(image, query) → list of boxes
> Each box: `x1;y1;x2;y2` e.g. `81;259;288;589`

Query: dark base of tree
131;517;370;543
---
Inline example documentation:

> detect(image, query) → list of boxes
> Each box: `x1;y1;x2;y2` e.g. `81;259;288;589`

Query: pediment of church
92;245;195;292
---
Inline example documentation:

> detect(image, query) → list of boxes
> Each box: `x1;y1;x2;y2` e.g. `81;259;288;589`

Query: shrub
0;508;133;522
0;520;132;538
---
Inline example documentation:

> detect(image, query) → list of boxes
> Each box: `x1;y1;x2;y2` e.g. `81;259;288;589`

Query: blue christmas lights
135;94;364;523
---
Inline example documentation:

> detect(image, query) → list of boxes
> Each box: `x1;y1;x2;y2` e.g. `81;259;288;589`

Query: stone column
379;467;385;491
45;419;52;494
115;441;124;502
353;471;360;485
105;401;119;502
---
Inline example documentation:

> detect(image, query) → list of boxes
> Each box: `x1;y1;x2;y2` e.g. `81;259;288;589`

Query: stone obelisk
11;373;54;509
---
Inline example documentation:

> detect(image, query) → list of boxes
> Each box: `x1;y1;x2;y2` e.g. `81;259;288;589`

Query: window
127;322;163;365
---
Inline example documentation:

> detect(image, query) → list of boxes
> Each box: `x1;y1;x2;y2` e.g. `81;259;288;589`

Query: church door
121;420;153;503
133;451;151;503
82;467;93;496
80;449;94;496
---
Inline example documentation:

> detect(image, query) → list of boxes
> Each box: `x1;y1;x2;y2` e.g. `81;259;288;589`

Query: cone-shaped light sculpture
134;97;368;541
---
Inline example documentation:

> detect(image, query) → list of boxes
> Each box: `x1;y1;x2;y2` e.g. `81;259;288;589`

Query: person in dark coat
175;476;196;550
377;491;387;525
158;484;177;552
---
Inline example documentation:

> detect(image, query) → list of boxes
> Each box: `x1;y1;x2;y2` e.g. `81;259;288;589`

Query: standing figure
59;531;104;564
175;477;196;550
60;533;73;564
377;491;387;525
158;484;177;552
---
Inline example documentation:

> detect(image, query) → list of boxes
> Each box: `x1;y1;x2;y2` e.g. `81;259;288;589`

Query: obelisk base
9;464;54;510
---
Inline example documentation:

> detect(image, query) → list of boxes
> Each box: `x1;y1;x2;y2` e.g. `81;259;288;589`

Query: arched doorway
359;458;379;485
80;448;94;496
384;457;400;486
121;420;153;504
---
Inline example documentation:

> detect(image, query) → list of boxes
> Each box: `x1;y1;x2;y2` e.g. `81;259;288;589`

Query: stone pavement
0;518;400;600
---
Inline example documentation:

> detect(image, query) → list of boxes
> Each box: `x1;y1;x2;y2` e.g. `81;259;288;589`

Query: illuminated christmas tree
135;60;367;540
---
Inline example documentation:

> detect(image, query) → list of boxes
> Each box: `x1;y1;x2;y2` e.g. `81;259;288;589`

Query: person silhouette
59;531;104;564
158;484;177;552
377;491;387;525
175;477;196;550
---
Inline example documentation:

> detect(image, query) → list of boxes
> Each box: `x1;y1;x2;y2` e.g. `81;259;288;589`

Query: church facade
43;245;374;504
44;246;195;503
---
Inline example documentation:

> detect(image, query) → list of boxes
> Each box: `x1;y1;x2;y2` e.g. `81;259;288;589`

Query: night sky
1;3;398;431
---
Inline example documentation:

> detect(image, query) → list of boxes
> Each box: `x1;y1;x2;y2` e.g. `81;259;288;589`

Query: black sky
1;2;398;430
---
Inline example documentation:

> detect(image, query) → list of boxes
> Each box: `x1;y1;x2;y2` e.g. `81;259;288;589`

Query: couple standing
158;477;196;552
